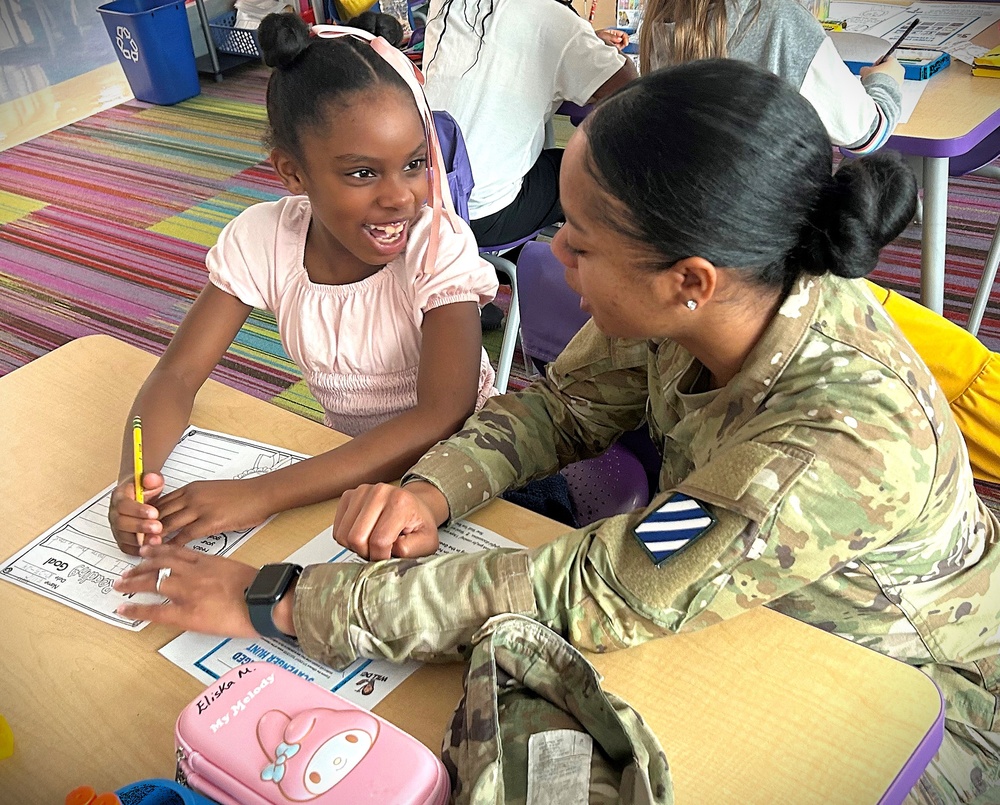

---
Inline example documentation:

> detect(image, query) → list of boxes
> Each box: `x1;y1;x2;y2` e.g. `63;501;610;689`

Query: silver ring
156;566;171;594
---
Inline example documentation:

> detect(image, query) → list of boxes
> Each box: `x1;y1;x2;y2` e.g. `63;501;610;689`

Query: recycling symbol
116;25;139;62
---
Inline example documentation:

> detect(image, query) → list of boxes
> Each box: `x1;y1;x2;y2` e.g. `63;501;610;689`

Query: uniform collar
709;275;823;438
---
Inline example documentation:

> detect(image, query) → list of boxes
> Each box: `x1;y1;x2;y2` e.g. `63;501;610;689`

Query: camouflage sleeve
292;415;936;669
542;418;937;643
292;549;539;669
403;321;651;520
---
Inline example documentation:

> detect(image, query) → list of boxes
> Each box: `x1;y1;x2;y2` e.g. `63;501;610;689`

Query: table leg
193;0;222;81
920;156;949;314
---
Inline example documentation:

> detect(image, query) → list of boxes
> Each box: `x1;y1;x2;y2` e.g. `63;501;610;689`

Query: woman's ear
271;148;307;195
651;256;718;311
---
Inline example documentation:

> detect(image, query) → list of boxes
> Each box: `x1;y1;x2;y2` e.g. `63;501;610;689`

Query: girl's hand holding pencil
860;57;904;85
109;471;165;556
860;17;917;85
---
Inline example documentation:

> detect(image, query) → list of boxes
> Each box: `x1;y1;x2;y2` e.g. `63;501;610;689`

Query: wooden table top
0;335;943;803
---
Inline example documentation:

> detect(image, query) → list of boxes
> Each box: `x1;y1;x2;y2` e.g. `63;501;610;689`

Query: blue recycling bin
97;0;200;105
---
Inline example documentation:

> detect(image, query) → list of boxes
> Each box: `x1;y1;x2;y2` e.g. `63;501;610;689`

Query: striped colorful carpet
1;61;998;428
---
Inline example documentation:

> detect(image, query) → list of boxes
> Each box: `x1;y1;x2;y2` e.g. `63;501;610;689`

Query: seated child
639;0;904;154
421;0;638;247
108;13;497;553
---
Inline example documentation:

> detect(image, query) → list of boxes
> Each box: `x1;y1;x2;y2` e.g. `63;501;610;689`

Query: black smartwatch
245;563;302;640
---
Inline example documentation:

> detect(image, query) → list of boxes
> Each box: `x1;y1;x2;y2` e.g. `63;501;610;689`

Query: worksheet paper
0;427;306;630
829;1;1000;60
900;80;928;124
159;519;524;709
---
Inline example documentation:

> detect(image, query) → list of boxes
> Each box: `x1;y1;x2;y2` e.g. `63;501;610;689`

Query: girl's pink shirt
207;195;499;436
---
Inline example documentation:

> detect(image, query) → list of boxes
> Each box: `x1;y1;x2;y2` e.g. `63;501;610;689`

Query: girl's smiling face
274;85;428;280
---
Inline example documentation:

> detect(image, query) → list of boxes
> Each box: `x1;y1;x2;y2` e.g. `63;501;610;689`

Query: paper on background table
0;427;306;630
900;80;927;124
829;1;1000;60
159;519;524;710
947;40;990;65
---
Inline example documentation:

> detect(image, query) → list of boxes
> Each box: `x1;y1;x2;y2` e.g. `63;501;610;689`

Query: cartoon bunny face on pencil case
174;663;450;804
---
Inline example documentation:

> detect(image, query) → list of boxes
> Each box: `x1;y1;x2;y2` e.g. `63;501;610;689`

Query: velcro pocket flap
602;440;814;614
677;440;815;525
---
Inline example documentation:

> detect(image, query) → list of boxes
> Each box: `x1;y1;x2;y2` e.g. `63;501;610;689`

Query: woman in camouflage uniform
118;59;1000;803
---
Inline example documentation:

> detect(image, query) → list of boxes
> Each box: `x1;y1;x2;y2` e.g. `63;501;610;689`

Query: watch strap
246;564;301;640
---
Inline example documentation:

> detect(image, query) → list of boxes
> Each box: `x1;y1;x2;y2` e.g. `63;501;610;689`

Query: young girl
116;60;999;802
108;13;498;554
421;0;637;247
638;0;904;155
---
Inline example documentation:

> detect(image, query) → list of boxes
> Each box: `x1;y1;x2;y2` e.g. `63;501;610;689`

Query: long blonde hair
638;0;731;74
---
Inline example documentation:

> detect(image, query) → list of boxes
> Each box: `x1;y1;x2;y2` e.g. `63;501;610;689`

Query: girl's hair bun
258;12;312;69
347;11;405;47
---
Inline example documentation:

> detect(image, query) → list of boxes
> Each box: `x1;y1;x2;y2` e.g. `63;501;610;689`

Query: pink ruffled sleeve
411;214;499;314
205;201;283;310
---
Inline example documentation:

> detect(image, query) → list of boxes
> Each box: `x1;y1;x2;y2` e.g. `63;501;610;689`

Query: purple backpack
431;110;475;224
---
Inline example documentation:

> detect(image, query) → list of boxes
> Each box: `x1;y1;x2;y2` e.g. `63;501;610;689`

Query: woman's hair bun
258;12;312;69
796;150;918;281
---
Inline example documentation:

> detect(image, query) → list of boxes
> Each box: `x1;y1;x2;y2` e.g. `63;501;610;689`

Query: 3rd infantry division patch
632;492;717;566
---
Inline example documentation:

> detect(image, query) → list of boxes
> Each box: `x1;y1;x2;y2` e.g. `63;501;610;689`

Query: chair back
562;443;652;526
517;240;590;369
431;110;475;224
516;240;657;524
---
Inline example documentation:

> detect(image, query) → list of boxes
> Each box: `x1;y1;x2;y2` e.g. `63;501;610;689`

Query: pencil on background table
876;17;921;65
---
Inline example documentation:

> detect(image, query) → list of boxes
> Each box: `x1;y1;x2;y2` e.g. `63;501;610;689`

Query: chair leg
483;253;520;393
967;217;1000;337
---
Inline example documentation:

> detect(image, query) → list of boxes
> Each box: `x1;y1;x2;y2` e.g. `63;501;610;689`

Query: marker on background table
875;17;920;65
132;416;144;546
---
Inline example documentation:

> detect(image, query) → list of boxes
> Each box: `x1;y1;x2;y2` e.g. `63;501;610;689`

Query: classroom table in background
883;5;1000;316
555;6;1000;319
0;335;944;804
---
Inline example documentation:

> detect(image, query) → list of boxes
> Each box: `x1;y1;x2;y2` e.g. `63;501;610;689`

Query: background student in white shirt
422;0;637;248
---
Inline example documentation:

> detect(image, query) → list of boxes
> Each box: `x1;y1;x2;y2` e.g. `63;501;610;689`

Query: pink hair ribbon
310;24;461;277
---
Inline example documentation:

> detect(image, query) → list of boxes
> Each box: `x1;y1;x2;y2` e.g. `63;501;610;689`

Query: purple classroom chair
516;239;654;525
433;110;552;391
560;444;651;526
432;110;474;225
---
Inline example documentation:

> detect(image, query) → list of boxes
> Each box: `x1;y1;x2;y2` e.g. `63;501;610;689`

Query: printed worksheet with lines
159;519;524;709
0;427;306;630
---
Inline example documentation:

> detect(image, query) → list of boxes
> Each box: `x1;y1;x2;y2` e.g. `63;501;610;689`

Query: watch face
247;563;299;606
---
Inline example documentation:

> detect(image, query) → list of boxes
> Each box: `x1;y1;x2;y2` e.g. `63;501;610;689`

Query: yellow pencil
132;417;144;547
132;417;144;504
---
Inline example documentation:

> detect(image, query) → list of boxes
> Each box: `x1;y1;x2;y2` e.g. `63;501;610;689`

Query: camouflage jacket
293;275;1000;733
442;614;673;805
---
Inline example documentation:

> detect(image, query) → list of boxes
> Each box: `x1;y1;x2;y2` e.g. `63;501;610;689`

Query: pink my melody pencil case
174;662;450;804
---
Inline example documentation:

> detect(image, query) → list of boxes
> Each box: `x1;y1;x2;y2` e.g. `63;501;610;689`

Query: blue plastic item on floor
97;0;200;105
114;779;215;805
